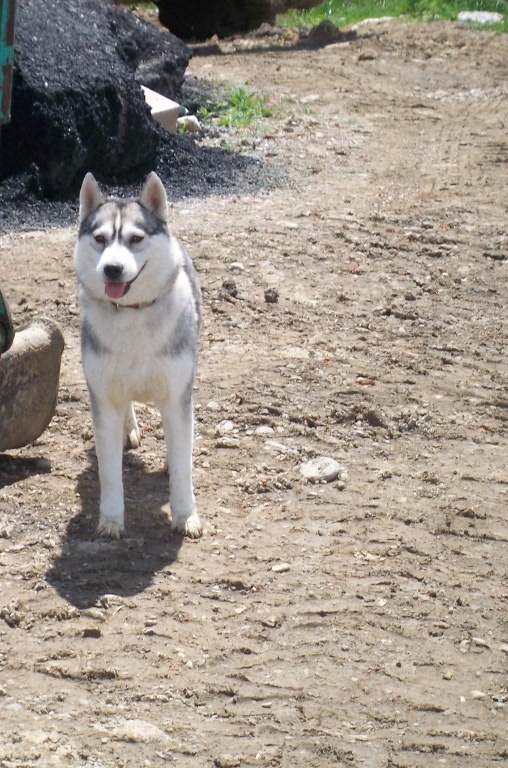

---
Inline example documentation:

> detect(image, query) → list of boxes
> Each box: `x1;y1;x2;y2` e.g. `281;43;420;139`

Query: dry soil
0;18;507;768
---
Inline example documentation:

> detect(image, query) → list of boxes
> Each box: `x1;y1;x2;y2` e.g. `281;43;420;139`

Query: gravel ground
0;17;507;768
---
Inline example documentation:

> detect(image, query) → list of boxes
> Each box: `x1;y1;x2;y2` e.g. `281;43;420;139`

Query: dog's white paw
171;510;202;539
124;427;140;450
96;516;125;539
124;405;140;450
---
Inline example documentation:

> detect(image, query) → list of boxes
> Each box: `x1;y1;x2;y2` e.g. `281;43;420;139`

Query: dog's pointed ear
139;172;169;223
79;173;105;223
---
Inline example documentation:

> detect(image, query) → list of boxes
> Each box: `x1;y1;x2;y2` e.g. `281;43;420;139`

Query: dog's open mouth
105;282;128;299
105;263;147;300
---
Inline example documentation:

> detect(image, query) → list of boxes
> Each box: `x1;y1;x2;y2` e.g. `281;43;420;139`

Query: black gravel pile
0;0;275;232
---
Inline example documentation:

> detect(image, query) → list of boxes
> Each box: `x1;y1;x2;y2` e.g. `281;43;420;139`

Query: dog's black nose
103;263;124;281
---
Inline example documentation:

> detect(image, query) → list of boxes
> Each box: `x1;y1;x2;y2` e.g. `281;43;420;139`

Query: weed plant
198;85;273;130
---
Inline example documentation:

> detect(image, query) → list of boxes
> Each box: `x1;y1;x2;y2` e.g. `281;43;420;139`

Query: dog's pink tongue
105;282;127;299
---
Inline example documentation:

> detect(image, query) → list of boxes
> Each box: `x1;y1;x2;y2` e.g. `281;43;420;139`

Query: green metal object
0;0;16;124
0;282;14;355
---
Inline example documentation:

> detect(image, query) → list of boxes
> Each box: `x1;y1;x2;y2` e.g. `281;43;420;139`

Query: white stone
177;115;201;132
300;457;343;483
216;419;235;435
105;718;170;743
265;439;299;456
254;425;275;436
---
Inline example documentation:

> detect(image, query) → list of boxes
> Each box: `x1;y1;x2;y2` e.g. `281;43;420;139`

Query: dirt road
1;18;507;768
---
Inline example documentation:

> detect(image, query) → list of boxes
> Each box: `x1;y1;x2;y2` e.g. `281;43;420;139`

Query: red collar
112;299;157;311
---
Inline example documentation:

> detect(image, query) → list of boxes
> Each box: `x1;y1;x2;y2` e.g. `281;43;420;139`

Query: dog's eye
94;234;106;246
130;235;144;246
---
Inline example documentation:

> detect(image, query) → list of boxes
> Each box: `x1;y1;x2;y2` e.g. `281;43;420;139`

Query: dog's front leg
92;398;126;538
159;395;202;539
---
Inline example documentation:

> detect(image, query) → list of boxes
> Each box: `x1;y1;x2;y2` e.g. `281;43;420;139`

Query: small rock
254;425;275;436
214;757;241;768
177;115;200;132
109;718;170;743
262;616;281;628
83;608;106;621
228;262;245;272
215;420;235;436
221;278;238;298
271;563;290;573
215;436;239;449
83;627;101;639
472;636;490;649
264;288;279;304
206;401;221;412
358;51;377;62
307;20;345;46
300;456;343;483
265;439;299;456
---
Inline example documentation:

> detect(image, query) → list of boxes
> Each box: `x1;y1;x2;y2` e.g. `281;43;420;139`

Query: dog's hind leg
124;402;140;450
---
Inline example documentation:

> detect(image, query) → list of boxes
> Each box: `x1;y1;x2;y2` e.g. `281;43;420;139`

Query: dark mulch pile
0;0;280;233
0;132;277;233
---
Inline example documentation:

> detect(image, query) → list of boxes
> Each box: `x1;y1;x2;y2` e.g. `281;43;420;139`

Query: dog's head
75;172;176;305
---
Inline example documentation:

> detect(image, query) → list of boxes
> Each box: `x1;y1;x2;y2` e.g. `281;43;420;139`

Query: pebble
83;627;101;639
254;425;275;436
300;456;343;483
228;262;245;272
262;616;281;628
108;718;170;743
265;439;299;456
214;757;241;768
271;563;290;573
176;115;200;132
264;288;279;304
215;419;235;436
206;401;221;412
215;436;239;449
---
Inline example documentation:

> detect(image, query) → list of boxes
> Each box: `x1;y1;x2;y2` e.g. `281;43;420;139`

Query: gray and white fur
74;171;202;538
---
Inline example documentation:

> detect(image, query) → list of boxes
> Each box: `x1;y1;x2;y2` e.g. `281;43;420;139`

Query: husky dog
74;172;202;539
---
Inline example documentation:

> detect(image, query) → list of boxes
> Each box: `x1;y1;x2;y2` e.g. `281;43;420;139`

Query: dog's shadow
47;450;185;609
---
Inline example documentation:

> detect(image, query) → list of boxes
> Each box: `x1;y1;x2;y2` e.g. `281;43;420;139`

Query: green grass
278;1;507;31
197;84;273;130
